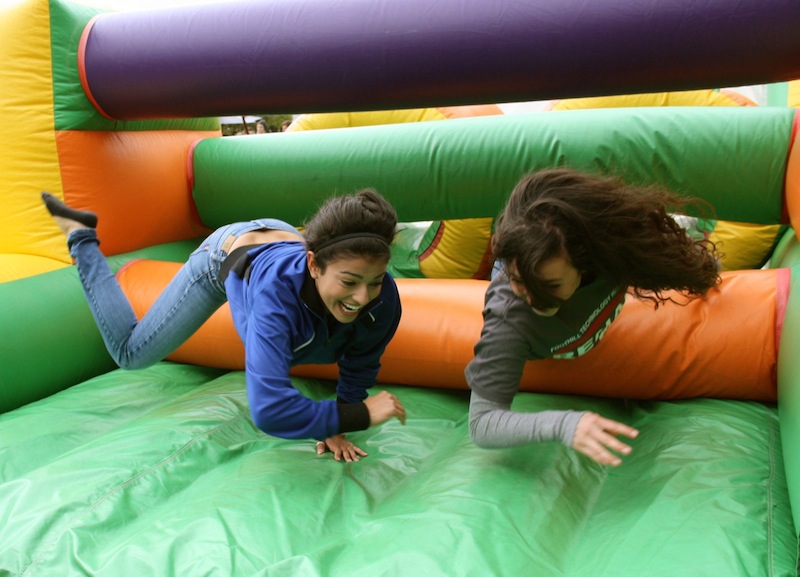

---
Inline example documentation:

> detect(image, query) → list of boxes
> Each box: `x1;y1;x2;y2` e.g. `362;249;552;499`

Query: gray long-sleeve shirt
465;270;625;448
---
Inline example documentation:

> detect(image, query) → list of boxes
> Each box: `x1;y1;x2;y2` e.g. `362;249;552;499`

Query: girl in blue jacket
42;189;406;462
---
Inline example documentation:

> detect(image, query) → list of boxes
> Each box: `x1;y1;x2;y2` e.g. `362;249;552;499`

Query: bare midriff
229;229;302;252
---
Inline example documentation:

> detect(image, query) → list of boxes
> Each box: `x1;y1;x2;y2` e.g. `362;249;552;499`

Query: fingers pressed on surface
338;446;359;462
575;413;639;466
581;440;623;466
394;398;407;424
595;431;633;456
601;420;639;440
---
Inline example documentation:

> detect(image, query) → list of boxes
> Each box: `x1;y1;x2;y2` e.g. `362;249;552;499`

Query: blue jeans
68;219;302;369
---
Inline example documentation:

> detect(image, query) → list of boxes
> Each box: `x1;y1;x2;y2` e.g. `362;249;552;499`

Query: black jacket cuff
336;400;371;433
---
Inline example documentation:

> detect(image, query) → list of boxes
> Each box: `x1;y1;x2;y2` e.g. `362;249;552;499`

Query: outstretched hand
572;412;639;466
315;392;405;463
364;390;406;427
316;434;367;462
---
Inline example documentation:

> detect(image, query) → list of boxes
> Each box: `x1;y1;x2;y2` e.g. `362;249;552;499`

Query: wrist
563;411;587;447
336;401;370;433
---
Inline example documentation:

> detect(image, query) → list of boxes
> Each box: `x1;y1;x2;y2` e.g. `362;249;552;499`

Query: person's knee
113;352;155;371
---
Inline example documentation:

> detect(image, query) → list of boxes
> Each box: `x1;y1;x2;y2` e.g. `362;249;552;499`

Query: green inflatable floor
0;363;795;576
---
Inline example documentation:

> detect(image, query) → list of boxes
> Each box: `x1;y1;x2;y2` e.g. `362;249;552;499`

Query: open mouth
338;302;363;316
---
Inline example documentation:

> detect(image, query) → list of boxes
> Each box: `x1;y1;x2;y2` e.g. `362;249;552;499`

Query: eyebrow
340;271;386;281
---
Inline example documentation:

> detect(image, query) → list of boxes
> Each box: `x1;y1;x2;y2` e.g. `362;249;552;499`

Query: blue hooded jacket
224;240;401;440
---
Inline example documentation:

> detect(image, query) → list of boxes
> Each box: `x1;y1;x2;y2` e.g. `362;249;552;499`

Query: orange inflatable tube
56;130;215;256
117;261;787;402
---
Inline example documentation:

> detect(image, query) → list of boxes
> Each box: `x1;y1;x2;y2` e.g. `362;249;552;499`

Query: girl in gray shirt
466;168;720;466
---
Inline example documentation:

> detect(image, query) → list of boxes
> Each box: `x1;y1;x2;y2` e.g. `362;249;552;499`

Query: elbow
470;434;493;450
468;414;495;449
250;399;332;440
251;408;298;440
252;414;280;438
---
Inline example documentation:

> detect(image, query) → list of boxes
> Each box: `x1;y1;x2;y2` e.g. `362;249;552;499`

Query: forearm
468;391;584;448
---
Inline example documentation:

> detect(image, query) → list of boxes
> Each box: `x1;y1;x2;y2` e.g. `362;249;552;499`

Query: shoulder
381;272;400;301
371;272;401;325
476;275;534;352
249;242;306;279
246;242;308;304
483;273;531;325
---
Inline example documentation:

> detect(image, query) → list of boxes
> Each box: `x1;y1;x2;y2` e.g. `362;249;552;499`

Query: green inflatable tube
0;240;199;414
778;266;800;535
764;228;800;534
0;267;114;413
192;107;793;228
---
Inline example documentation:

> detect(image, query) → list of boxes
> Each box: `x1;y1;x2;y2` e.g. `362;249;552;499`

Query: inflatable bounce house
4;0;800;574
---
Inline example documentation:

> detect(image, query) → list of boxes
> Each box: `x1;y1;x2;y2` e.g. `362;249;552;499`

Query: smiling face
307;252;388;323
507;254;582;317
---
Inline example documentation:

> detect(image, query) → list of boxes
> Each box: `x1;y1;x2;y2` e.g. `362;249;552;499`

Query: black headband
313;232;389;252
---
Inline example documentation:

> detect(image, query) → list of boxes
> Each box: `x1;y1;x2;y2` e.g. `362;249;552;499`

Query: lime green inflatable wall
192;107;793;227
0;240;197;413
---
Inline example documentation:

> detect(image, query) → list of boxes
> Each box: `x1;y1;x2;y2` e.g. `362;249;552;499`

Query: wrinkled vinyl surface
1;363;795;576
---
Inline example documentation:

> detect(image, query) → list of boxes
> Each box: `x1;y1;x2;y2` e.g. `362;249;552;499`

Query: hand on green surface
572;412;639;467
316;434;368;462
365;390;406;427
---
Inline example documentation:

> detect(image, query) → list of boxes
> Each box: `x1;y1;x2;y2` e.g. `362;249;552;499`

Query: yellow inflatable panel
788;81;800;108
419;218;493;279
550;89;756;110
288;109;447;131
0;254;68;284
0;0;69;269
287;105;502;131
711;221;783;270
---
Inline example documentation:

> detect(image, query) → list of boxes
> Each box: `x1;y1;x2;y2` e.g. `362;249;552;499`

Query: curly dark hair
304;188;397;270
492;168;721;308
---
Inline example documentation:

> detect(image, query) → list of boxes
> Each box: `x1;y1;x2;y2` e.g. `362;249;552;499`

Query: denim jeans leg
68;228;227;369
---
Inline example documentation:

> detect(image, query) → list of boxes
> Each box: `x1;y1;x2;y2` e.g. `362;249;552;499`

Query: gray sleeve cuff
469;391;585;448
